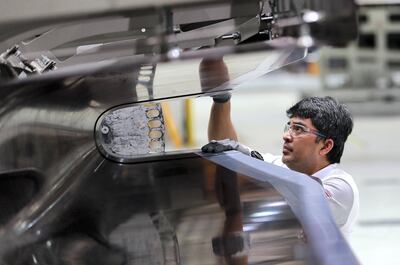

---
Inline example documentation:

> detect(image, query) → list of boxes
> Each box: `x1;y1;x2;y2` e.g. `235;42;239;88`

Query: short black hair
286;96;353;164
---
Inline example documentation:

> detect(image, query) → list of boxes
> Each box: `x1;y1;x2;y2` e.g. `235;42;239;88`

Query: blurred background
161;4;400;265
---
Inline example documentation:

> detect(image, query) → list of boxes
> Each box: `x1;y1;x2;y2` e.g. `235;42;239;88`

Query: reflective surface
0;54;305;264
0;43;360;264
1;0;357;84
0;151;305;264
0;43;307;100
0;1;360;263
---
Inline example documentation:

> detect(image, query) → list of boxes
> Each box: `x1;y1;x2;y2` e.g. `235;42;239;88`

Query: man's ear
319;139;334;156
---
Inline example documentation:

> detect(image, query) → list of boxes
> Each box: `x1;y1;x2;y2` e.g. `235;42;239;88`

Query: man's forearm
208;101;238;141
199;57;237;141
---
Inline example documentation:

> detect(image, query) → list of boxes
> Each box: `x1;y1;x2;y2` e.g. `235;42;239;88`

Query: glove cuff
212;232;250;257
250;150;264;161
212;92;231;103
236;142;251;156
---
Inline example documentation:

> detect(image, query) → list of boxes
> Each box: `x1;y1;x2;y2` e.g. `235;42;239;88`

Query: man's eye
293;125;305;133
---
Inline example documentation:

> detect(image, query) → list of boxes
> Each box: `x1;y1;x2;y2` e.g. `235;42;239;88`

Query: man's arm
208;101;237;141
199;58;238;141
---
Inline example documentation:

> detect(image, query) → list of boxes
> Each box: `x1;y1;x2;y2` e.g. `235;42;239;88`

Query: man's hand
199;58;229;91
201;139;264;160
199;58;231;103
202;139;245;153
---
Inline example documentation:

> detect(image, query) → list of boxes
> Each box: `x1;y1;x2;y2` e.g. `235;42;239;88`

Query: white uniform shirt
262;153;359;238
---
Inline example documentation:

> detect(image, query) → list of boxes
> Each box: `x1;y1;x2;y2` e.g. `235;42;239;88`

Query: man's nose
283;130;292;141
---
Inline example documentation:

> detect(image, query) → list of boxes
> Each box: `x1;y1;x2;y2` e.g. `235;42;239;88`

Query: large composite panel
0;0;360;264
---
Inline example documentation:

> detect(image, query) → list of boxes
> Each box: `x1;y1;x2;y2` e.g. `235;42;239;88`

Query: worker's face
282;117;326;175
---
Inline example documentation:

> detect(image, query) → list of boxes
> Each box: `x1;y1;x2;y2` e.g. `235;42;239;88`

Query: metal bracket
0;45;56;79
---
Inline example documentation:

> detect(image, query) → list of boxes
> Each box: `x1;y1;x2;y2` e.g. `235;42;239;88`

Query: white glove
201;139;263;160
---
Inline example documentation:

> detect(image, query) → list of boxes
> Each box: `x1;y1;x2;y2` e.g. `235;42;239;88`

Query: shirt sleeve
322;177;354;227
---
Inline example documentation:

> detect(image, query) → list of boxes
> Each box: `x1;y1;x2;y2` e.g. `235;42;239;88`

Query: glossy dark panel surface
0;61;305;263
0;1;360;263
0;149;304;264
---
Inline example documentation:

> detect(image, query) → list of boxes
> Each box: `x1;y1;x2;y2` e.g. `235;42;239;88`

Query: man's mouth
282;144;292;155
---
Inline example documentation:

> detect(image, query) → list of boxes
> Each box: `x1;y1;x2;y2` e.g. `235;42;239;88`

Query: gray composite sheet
200;151;360;265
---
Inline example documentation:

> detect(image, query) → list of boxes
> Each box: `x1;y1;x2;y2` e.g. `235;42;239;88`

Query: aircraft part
0;0;360;264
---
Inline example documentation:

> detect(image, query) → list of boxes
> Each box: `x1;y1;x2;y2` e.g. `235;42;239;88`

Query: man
200;58;359;238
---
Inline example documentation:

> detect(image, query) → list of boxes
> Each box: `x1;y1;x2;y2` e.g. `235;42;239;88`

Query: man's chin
282;155;289;164
282;156;293;168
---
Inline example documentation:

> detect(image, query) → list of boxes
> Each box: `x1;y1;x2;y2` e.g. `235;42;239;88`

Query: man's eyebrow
292;121;306;126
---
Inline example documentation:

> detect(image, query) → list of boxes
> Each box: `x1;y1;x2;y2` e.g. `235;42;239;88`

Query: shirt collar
312;163;338;180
